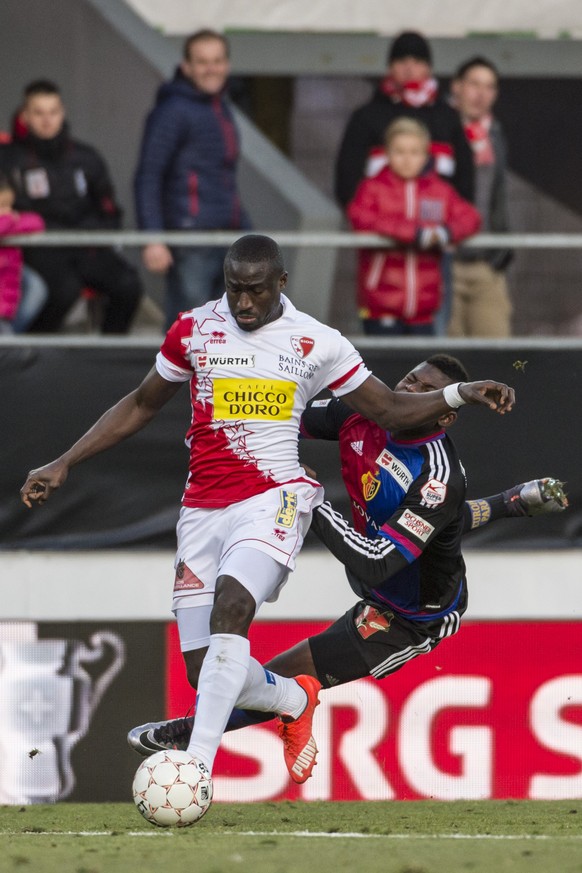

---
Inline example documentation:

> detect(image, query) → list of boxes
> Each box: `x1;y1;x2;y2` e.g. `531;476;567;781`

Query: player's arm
20;367;182;508
341;373;515;432
311;479;462;590
463;478;568;532
300;397;356;441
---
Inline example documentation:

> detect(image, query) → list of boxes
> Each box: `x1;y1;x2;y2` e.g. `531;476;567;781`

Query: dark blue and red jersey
301;397;467;621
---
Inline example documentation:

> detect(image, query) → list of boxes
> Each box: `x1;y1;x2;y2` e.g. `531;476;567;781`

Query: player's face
395;362;451;394
389;57;432;86
452;65;498;121
225;259;287;332
182;38;230;95
23;94;66;140
387;133;429;180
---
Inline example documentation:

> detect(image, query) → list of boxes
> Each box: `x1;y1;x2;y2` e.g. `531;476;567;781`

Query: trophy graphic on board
0;622;125;804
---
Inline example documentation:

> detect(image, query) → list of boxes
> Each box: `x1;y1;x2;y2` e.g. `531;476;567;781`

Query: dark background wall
2;341;578;552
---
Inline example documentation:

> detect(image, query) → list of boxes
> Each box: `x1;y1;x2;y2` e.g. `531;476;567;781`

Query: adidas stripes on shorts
308;593;467;689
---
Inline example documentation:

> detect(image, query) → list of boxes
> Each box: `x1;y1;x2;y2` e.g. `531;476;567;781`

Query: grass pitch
2;800;582;873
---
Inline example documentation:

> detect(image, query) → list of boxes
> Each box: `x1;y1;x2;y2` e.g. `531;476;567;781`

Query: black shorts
308;597;466;689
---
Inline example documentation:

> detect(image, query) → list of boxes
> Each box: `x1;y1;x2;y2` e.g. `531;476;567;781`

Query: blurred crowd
0;29;513;338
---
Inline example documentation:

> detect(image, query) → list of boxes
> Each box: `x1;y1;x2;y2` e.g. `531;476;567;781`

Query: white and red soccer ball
132;750;213;827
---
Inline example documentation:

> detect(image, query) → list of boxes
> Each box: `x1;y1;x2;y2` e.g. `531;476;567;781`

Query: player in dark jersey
128;355;566;754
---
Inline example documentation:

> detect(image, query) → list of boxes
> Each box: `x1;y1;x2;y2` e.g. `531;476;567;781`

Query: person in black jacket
334;31;474;208
0;80;142;333
134;30;250;328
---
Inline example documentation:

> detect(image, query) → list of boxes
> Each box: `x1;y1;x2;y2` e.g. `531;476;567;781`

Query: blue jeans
13;266;49;333
166;247;227;329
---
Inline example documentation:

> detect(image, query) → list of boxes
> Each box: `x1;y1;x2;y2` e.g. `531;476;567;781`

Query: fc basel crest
290;336;314;359
361;470;381;501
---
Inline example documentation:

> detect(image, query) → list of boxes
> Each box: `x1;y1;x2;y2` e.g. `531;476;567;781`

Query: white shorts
172;481;322;616
175;548;287;652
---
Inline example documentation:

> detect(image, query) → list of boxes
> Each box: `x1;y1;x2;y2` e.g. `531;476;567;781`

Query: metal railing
2;230;582;249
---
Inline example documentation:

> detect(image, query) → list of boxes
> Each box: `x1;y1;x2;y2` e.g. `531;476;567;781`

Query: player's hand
20;459;70;508
142;243;173;274
458;381;515;414
504;478;568;517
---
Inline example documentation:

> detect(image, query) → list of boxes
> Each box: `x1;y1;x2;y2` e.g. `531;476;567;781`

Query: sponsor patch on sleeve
396;509;435;543
420;478;447;507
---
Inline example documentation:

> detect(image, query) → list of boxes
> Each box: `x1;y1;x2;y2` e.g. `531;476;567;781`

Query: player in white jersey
20;235;515;794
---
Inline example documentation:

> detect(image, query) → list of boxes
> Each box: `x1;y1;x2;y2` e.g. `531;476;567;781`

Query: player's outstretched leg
277;674;321;784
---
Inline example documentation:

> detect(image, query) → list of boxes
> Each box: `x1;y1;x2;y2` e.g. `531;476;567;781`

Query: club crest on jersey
361;470;381;502
174;560;204;591
397;509;434;542
290;336;314;359
376;449;412;490
275;491;298;528
420;478;447;507
355;604;393;639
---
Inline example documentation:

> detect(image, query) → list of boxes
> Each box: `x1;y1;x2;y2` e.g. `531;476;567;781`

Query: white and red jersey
156;294;371;508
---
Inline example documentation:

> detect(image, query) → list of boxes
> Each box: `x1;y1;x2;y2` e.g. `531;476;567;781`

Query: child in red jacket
0;174;45;333
347;118;481;335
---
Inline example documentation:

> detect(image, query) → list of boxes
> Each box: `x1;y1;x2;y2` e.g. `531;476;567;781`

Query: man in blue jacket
135;30;250;328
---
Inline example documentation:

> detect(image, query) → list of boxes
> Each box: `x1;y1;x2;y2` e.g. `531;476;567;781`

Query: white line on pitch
2;831;173;837
236;831;582;841
4;830;582;841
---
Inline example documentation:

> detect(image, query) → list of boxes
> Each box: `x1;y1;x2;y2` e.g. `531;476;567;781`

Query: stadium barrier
4;230;582;247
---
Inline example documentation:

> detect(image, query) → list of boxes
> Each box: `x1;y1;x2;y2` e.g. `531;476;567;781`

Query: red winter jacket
347;166;481;324
0;212;45;320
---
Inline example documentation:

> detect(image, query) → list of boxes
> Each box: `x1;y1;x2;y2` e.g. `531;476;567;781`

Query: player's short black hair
426;354;470;383
183;29;230;60
225;234;285;275
454;56;499;83
24;79;61;100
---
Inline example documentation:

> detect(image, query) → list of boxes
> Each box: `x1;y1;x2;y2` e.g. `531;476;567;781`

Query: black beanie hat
388;31;432;65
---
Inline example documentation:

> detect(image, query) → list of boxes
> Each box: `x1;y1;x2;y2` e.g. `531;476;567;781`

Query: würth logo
196;354;255;369
290;336;315;359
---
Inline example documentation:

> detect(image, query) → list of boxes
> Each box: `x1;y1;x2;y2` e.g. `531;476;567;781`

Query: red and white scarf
380;75;439;108
463;115;495;166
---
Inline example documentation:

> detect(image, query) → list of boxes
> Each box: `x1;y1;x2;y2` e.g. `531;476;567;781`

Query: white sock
187;633;250;772
235;656;307;719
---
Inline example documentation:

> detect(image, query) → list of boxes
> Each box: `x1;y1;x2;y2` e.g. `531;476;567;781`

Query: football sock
225;707;275;732
234;656;308;719
187;632;250;772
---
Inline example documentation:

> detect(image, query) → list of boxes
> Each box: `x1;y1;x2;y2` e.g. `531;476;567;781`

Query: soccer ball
132;749;213;827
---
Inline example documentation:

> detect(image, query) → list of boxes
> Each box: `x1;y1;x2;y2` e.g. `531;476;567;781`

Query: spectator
0;107;50;334
347;118;481;336
135;29;250;329
448;57;513;337
0;80;142;334
0;173;45;334
334;31;474;209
